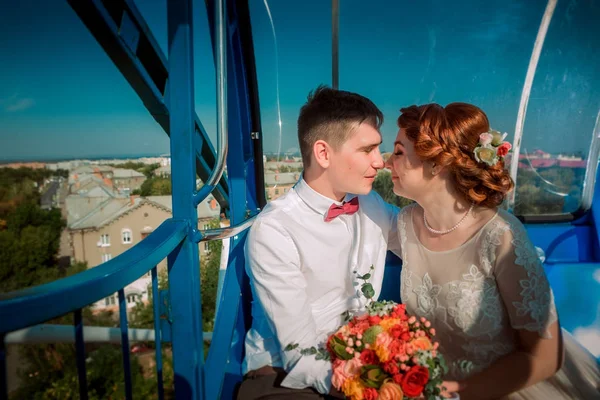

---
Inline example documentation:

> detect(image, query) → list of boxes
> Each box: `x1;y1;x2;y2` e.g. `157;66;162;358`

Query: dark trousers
236;366;334;400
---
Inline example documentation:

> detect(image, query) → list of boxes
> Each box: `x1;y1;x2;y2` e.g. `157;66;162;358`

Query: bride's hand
440;380;462;398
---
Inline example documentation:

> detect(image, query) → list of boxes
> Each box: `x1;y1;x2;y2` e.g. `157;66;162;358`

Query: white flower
474;145;499;166
491;131;508;146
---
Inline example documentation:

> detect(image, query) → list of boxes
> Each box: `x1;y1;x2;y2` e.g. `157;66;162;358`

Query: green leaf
284;343;299;351
300;347;318;356
361;283;375;299
359;365;388;389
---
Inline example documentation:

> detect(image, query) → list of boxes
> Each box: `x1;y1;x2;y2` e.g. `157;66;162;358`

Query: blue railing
0;220;187;400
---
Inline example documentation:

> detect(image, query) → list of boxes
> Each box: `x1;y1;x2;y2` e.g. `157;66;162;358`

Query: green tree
0;202;66;293
139;177;172;196
372;170;413;208
12;343;159;400
108;162;160;179
200;218;223;333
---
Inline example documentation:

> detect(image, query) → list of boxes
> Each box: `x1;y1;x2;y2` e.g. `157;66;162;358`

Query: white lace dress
397;204;600;399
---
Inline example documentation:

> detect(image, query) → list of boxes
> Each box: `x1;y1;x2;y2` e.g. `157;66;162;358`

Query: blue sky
0;0;599;161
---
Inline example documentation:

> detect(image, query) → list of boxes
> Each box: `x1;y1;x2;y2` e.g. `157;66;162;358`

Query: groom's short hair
297;85;383;167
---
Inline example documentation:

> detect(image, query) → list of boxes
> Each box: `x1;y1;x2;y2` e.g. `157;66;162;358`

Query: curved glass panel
249;0;331;201
339;0;600;216
250;0;600;215
514;0;600;215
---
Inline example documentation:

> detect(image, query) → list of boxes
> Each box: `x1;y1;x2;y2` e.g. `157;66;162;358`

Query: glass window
100;234;110;246
122;229;132;244
249;0;330;203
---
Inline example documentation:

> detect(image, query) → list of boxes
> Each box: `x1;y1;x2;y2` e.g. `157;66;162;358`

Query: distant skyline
1;0;599;161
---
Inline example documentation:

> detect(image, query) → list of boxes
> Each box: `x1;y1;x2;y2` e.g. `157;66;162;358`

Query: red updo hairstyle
397;103;514;208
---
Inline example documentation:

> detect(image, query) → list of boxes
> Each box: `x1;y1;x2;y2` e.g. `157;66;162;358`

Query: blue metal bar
0;219;187;334
118;289;133;400
0;334;7;400
167;0;205;398
5;324;165;344
151;267;165;400
203;1;262;397
206;233;251;400
74;309;89;400
192;0;228;209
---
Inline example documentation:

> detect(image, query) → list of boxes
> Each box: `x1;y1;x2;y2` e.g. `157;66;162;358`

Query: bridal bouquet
286;268;449;400
327;300;447;400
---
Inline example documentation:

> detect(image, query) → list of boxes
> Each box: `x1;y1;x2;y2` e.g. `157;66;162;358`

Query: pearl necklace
423;203;474;235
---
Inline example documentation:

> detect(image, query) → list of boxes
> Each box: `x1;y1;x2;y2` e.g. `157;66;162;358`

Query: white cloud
4;97;35;112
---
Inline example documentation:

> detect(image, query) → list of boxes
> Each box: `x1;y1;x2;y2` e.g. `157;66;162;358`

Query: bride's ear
430;161;446;176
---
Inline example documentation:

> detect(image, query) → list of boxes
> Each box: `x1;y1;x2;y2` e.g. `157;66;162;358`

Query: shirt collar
294;175;357;218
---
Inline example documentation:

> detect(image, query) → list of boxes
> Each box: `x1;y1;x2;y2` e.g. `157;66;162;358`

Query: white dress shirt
242;177;400;394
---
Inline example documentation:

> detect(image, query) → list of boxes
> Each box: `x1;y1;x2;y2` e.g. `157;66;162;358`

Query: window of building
126;293;139;304
100;233;110;246
122;228;132;244
101;253;112;263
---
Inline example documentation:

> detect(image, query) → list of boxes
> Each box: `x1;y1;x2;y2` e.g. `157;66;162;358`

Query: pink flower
479;132;493;145
497;142;512;157
331;360;349;389
331;358;364;389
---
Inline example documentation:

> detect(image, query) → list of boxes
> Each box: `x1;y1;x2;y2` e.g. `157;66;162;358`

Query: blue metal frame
66;0;230;210
74;309;89;400
202;1;263;398
166;0;205;398
152;266;166;400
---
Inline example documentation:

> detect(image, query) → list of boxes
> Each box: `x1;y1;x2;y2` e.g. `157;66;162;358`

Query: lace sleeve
493;215;558;338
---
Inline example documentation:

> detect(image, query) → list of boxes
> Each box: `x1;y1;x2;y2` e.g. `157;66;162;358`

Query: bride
385;102;600;399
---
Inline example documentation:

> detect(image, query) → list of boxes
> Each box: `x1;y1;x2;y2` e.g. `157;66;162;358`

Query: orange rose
378;382;404;400
379;318;402;332
412;336;433;351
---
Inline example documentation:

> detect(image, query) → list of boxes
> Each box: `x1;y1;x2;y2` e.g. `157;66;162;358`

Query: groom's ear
313;139;331;168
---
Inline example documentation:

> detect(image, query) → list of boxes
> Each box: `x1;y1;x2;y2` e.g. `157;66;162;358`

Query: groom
237;86;401;399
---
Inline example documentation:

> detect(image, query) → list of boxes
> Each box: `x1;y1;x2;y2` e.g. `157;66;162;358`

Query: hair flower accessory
474;129;511;166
